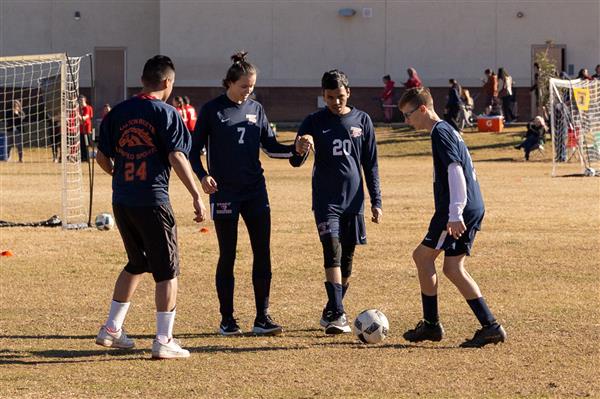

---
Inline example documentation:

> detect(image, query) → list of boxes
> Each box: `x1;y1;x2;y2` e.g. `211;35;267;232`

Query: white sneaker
325;313;352;335
95;326;135;349
151;338;190;359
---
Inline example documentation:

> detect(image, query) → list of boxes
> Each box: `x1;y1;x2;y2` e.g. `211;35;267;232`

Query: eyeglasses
402;106;420;120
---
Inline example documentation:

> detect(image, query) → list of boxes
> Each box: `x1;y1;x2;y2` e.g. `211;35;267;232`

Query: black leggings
214;210;272;318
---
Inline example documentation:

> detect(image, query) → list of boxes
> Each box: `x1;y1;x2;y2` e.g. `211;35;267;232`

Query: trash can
0;132;7;161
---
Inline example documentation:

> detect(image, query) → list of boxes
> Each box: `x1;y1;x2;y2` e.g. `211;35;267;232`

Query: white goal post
0;53;89;228
549;77;600;177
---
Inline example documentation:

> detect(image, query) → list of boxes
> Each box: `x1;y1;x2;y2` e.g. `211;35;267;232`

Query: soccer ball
584;167;596;177
353;309;389;344
95;213;115;231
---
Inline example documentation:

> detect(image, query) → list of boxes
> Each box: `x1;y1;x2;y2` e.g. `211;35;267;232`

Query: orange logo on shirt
119;127;154;148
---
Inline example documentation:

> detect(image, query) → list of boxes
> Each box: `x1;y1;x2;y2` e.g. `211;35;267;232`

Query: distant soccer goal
0;53;89;228
549;78;600;177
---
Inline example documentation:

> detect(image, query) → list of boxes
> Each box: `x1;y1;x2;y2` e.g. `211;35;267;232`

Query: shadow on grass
0;348;146;365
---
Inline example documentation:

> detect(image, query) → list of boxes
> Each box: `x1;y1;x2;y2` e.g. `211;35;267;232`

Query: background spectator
593;64;600;79
482;68;498;114
577;68;593;81
404;68;422;89
380;74;395;123
498;67;516;123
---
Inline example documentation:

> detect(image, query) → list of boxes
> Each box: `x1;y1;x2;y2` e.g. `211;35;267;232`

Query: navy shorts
421;211;484;256
210;189;270;221
314;209;367;246
113;203;179;282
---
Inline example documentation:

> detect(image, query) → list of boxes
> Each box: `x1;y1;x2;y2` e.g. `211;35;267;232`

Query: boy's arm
361;116;383;217
447;162;467;239
190;106;209;180
96;150;113;176
169;151;207;222
290;115;314;167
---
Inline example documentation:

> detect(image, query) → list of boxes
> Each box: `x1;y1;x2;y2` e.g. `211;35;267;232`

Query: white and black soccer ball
95;213;115;231
353;309;389;344
584;167;596;177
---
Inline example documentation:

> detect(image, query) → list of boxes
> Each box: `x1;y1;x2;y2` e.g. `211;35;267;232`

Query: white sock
105;300;130;332
156;309;176;344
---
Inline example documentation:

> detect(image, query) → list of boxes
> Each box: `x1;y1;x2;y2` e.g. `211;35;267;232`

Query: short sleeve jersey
80;104;94;134
190;94;294;199
293;107;382;215
98;94;191;206
431;120;484;216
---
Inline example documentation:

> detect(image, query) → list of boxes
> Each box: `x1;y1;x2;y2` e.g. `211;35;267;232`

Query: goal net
0;53;89;228
549;77;600;177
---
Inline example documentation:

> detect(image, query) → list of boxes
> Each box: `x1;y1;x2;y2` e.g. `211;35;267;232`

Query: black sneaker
219;316;242;336
460;323;506;348
252;314;283;336
403;320;444;342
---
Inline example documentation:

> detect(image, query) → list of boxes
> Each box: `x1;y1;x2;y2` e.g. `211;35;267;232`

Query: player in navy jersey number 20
190;52;306;336
95;55;207;359
290;70;382;335
398;87;506;348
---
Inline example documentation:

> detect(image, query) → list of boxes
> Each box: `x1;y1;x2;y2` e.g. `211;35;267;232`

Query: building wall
0;0;160;87
1;0;599;121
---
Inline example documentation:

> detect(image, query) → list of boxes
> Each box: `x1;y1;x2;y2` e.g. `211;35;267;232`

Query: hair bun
231;51;248;64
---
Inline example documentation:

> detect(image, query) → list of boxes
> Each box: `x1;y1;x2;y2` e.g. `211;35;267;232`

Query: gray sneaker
151;338;190;359
95;326;135;349
325;312;352;335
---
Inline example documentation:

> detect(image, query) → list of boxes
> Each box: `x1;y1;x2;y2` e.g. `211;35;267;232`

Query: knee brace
321;236;342;269
340;243;356;278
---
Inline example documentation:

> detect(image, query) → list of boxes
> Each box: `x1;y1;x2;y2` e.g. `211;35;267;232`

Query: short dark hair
223;51;257;89
398;87;434;110
484;69;491;74
383;74;391;80
321;69;349;90
142;55;175;88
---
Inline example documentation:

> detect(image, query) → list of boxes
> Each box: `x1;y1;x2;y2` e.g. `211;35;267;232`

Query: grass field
1;126;599;398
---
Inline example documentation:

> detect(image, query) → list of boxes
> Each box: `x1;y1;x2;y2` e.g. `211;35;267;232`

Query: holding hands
295;135;314;155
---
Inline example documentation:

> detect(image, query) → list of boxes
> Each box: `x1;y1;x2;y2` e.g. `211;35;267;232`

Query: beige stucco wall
0;0;159;87
1;0;599;88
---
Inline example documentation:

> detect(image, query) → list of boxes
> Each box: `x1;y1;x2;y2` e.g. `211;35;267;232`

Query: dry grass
0;126;599;398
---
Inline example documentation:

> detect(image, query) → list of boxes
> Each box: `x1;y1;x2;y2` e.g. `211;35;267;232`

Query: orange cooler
477;116;504;132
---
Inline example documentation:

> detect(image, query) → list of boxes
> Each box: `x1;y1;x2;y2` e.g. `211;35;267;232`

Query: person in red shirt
79;95;94;162
404;68;423;89
183;96;197;132
172;96;188;126
380;75;395;123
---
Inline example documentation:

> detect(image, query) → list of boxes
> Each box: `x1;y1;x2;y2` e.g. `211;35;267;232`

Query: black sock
324;281;344;314
421;293;439;325
467;297;496;327
342;283;349;299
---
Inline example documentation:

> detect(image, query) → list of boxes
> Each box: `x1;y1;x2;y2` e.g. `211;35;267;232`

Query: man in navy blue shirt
290;70;382;334
190;52;301;337
95;55;206;359
398;87;506;348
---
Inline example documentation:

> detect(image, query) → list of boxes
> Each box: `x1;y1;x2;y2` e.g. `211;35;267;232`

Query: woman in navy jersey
190;52;304;336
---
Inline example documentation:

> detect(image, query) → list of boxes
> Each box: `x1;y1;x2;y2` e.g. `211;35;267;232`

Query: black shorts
421;211;484;256
113;203;179;282
210;189;270;221
314;209;367;246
